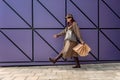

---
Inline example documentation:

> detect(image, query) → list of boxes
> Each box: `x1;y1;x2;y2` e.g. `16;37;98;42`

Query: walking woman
49;14;84;68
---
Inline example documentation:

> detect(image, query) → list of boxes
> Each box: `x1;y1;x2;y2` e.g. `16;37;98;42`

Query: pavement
0;63;120;80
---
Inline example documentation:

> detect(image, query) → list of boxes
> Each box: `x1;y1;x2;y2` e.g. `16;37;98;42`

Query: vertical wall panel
105;0;120;17
67;0;97;28
0;31;30;62
2;30;32;59
34;0;64;28
0;1;30;28
100;0;120;28
99;32;120;60
5;0;32;26
67;0;98;27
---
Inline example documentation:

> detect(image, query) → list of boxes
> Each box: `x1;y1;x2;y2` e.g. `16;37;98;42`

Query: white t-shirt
64;29;77;42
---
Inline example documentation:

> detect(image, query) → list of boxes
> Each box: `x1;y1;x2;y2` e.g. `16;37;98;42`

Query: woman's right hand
81;41;85;45
53;34;59;38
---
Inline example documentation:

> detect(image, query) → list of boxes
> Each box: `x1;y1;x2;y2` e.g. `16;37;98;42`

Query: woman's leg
73;57;81;68
49;53;63;64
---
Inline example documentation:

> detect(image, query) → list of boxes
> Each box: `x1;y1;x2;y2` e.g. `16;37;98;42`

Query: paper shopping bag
73;43;91;57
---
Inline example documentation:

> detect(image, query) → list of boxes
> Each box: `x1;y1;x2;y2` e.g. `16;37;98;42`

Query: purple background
0;0;120;66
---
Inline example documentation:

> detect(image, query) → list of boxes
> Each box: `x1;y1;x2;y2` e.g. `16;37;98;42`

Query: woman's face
66;17;72;23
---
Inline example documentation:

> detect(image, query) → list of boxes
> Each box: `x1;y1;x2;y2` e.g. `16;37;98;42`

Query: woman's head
65;14;75;25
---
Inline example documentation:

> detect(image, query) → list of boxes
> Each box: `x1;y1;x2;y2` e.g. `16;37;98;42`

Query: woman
49;14;84;68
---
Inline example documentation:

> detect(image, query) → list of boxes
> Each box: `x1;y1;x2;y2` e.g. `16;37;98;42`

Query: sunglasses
66;17;72;19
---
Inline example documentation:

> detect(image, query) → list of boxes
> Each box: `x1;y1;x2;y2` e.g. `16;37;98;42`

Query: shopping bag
73;43;91;57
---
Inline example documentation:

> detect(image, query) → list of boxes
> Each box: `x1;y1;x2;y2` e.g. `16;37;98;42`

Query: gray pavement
0;63;120;80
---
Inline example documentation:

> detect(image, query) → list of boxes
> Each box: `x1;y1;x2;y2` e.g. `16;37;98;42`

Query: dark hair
67;17;75;27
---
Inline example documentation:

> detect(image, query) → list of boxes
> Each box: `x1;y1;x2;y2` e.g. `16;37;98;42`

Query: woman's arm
53;28;66;38
73;22;84;44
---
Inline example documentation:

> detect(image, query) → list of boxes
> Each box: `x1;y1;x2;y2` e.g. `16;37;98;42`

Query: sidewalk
0;63;120;80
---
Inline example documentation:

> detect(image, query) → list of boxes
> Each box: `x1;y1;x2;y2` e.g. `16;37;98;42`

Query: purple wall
0;0;120;66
